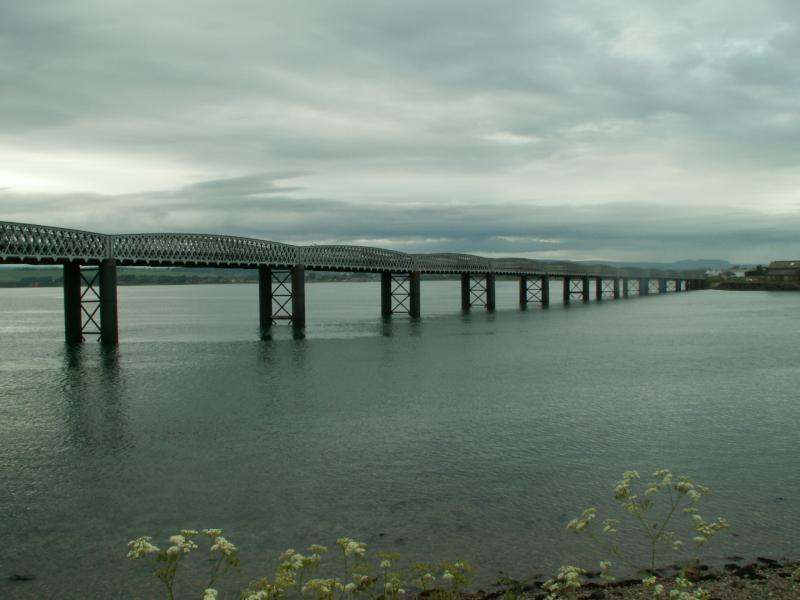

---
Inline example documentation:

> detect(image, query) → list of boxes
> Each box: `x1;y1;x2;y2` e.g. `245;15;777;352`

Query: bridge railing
412;252;492;273
0;221;108;262
112;233;297;267
0;220;708;280
301;245;414;271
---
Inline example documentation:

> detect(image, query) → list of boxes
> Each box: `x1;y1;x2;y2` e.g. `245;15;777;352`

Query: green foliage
127;529;239;600
128;533;470;600
566;469;728;575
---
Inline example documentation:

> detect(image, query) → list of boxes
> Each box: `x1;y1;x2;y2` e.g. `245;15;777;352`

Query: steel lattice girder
0;220;705;281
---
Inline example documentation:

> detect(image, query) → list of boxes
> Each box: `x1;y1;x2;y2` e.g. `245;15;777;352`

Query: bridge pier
461;273;494;311
409;271;421;318
595;278;603;301
381;271;392;317
613;278;621;299
384;271;420;318
99;259;119;345
62;260;118;344
639;278;650;296
676;279;683;292
563;275;589;304
63;262;82;344
622;277;629;298
259;265;305;332
291;265;306;329
659;278;668;294
259;266;273;333
519;275;549;307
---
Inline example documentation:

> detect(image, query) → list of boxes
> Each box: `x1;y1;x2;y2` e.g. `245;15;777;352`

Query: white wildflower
126;536;160;559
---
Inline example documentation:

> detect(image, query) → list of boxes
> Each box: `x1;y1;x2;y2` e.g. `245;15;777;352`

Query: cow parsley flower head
202;528;224;538
126;536;160;559
211;536;237;557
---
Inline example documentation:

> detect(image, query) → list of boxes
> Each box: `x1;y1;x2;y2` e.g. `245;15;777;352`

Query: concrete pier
259;266;273;333
613;278;621;299
99;259;119;345
486;273;496;311
595;278;603;301
563;275;572;304
639;278;650;296
409;271;421;318
291;265;306;330
581;276;590;303
519;275;528;307
541;275;550;306
659;278;668;294
380;271;392;318
622;277;630;298
63;262;82;344
461;273;470;311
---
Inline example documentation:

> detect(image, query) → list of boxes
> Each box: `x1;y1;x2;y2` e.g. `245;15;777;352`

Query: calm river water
0;281;798;598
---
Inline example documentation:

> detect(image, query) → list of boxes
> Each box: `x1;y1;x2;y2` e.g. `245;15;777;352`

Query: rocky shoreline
473;558;800;600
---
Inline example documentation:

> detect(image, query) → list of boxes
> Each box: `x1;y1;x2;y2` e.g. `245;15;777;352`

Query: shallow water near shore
1;281;798;598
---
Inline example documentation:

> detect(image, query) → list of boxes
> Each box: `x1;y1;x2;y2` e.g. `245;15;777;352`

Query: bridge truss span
302;244;413;272
112;233;297;268
1;220;701;281
0;221;108;264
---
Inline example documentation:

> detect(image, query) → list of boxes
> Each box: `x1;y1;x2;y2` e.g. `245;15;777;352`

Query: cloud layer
1;1;799;262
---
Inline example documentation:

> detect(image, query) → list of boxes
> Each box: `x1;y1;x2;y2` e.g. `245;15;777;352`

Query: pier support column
461;273;470;311
676;279;683;292
563;276;571;304
409;271;421;318
622;278;629;298
99;259;119;345
581;275;590;303
63;262;82;344
659;278;668;294
519;275;528;308
639;278;650;296
486;273;496;311
595;278;603;301
613;278;621;299
259;266;273;333
380;271;392;318
291;265;306;330
541;275;550;306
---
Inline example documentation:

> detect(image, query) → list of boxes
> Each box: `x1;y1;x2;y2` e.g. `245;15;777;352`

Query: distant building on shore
767;260;800;281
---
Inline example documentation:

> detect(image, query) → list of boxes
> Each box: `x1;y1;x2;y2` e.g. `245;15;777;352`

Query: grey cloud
2;175;799;263
1;1;799;261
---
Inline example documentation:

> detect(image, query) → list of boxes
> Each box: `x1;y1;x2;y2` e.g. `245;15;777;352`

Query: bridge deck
0;221;703;279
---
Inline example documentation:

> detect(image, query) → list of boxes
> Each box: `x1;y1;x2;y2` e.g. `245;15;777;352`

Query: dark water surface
1;282;798;598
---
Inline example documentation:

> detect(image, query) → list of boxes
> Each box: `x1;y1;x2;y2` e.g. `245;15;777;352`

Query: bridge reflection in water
0;221;709;344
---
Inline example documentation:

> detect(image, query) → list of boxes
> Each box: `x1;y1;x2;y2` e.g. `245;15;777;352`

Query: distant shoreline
714;280;800;291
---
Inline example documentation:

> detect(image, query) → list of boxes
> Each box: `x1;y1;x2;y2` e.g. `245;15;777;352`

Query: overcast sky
1;1;799;262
